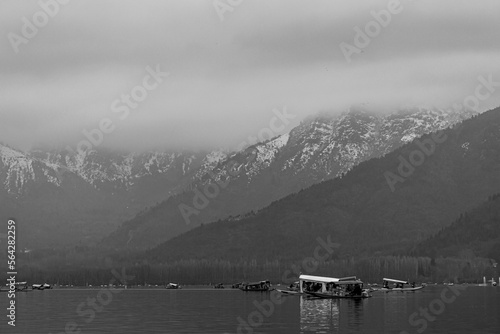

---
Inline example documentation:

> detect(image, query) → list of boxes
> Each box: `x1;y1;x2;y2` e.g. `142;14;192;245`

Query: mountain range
103;106;477;250
145;107;500;263
0;146;227;248
0;105;478;249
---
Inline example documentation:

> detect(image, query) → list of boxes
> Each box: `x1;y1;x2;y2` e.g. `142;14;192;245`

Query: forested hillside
148;108;500;262
411;194;500;260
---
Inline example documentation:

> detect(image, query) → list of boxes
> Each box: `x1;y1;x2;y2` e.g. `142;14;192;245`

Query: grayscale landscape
0;1;499;333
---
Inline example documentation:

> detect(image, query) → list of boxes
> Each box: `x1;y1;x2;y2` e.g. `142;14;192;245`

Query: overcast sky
1;0;499;152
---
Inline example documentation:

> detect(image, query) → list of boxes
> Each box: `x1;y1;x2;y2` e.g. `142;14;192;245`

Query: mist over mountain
0;106;476;250
102;105;477;250
145;107;500;263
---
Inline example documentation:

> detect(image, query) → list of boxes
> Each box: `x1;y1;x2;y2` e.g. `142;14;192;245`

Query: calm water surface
1;286;498;333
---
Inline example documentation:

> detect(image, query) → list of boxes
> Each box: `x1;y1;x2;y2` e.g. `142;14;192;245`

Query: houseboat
377;278;424;292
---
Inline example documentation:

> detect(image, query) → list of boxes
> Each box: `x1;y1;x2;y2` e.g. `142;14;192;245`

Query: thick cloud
1;0;499;152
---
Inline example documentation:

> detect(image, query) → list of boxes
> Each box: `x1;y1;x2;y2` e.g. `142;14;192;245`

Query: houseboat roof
338;276;357;281
245;280;270;286
383;278;408;284
299;275;339;283
334;280;363;285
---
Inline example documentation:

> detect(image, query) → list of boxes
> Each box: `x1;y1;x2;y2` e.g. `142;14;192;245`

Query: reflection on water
300;296;369;333
300;296;340;333
0;286;498;333
381;292;410;329
345;298;365;329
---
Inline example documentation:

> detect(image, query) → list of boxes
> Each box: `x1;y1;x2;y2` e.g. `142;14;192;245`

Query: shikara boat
16;282;30;291
276;281;302;295
0;282;30;292
239;280;271;291
165;283;181;289
298;274;340;295
231;282;243;289
276;289;302;295
32;283;51;290
304;279;372;299
375;278;424;292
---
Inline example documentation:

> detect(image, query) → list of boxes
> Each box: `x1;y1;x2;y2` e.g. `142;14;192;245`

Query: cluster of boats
0;282;52;292
6;276;497;292
272;275;425;299
159;275;425;298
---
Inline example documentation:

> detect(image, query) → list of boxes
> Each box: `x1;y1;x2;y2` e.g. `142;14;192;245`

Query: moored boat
303;278;372;299
231;282;243;289
16;282;30;291
165;283;181;289
275;289;302;295
375;278;424;292
1;282;30;292
32;283;51;290
239;280;271;291
298;274;340;294
276;280;302;295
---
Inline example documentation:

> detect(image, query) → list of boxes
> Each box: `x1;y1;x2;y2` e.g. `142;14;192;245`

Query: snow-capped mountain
1;106;477;250
191;106;477;196
1;146;228;196
103;106;478;249
0;145;227;248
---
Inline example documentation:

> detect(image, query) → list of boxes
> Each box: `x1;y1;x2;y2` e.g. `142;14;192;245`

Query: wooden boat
32;283;51;290
299;274;339;294
165;283;181;289
275;280;303;295
239;280;271;291
231;282;243;289
276;289;302;295
16;282;30;291
375;278;424;292
299;274;359;292
304;279;372;299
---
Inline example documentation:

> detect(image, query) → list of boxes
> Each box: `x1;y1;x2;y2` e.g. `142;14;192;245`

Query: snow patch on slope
0;145;35;194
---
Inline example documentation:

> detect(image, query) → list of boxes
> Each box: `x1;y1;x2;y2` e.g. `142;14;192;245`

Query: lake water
1;285;498;333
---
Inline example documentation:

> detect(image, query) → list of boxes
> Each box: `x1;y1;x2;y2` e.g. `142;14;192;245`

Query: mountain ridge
144;107;500;263
102;106;478;250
